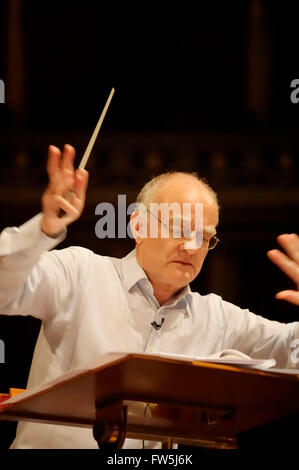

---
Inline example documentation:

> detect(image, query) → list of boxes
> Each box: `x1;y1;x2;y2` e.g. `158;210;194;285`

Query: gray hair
136;171;219;210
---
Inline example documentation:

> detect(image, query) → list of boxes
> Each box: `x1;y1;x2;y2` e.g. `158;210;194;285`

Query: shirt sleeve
0;213;70;322
219;297;299;368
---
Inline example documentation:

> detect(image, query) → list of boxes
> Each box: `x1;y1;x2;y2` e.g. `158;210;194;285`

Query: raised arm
267;233;299;306
0;144;89;320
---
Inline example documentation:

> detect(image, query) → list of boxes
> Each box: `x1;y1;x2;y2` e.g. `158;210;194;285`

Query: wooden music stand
0;353;299;449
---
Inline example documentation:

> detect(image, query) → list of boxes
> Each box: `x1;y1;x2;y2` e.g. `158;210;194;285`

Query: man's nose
178;242;199;255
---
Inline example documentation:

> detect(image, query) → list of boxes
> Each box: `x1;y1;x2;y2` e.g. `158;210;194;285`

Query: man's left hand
267;233;299;306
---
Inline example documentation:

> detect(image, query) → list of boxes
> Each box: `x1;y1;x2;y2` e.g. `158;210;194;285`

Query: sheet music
155;349;276;369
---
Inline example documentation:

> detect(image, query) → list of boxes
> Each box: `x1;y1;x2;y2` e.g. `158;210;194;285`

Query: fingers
47;145;61;178
275;290;299;306
267;249;299;284
268;233;299;285
53;195;80;218
61;144;76;172
277;233;299;264
46;144;77;196
55;168;75;197
74;168;89;203
268;233;299;305
47;144;76;181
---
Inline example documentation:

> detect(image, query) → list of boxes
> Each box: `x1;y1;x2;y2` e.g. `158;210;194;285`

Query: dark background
0;0;298;449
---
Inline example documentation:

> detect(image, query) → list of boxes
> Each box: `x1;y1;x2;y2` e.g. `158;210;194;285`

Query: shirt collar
122;249;192;307
122;249;149;291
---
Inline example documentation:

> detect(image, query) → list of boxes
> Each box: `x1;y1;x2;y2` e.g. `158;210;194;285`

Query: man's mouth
173;260;192;266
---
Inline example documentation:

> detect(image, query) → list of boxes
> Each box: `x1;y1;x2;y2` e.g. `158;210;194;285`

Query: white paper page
155;350;276;369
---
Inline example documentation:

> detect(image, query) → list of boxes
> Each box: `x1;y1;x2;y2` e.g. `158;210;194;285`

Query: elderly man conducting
0;144;298;449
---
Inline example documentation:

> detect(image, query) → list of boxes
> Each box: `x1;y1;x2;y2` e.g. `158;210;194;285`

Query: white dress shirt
0;213;298;449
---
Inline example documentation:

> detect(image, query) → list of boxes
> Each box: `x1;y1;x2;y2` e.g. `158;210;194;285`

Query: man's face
134;175;219;293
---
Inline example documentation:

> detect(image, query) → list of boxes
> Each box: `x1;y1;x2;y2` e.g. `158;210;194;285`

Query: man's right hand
41;144;89;238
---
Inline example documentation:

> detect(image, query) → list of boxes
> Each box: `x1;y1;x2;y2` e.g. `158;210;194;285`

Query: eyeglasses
146;210;220;250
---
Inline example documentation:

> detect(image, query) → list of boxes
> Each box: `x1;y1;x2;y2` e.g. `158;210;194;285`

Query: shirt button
149;346;154;352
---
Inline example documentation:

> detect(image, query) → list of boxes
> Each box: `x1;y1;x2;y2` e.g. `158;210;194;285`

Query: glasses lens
208;236;219;250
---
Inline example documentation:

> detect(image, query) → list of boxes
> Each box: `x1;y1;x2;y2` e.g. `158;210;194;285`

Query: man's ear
130;211;146;244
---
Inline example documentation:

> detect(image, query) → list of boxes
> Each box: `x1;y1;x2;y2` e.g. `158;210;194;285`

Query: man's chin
170;267;194;285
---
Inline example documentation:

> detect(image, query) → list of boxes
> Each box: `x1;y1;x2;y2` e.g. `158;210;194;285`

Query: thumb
275;290;299;306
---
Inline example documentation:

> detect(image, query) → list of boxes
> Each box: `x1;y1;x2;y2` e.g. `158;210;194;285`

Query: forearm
221;300;299;369
0;213;66;314
248;320;299;369
286;323;299;368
